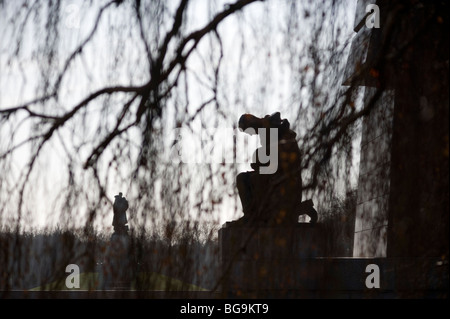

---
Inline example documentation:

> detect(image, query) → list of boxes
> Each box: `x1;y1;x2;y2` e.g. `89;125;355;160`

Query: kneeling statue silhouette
235;112;318;226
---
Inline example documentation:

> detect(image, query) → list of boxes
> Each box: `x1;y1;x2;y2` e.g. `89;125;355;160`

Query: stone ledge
219;223;326;261
220;257;448;297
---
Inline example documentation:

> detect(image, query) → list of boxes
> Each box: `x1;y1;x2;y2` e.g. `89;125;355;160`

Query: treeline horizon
0;189;357;295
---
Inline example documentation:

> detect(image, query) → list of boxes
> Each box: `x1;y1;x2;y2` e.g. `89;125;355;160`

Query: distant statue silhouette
236;112;318;225
107;192;134;289
112;192;129;234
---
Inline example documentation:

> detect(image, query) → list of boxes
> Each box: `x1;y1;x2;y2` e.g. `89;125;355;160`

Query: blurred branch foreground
0;0;448;298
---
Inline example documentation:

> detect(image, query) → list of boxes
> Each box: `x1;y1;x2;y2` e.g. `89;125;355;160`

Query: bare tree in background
0;0;447;296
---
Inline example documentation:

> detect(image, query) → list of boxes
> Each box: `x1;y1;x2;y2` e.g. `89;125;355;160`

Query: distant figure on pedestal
112;192;129;235
104;192;134;290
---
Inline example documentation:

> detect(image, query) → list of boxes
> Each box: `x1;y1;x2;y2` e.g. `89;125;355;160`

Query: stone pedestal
101;233;135;290
219;223;327;294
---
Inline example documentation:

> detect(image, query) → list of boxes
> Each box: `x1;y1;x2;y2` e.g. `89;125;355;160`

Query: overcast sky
0;0;359;232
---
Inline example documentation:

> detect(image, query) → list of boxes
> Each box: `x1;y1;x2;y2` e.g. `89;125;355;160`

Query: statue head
238;113;263;134
238;112;296;139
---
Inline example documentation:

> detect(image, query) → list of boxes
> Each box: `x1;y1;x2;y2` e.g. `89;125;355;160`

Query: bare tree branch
52;0;119;95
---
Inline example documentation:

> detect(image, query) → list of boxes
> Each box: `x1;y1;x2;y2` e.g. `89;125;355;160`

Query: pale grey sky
0;0;359;232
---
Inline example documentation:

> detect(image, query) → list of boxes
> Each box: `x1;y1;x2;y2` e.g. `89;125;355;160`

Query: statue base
102;232;135;290
219;222;327;294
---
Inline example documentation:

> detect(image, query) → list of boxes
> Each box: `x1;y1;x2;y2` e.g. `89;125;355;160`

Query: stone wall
353;88;393;257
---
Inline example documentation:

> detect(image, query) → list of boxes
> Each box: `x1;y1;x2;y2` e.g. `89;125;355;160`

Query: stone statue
112;192;129;235
236;112;318;225
105;192;134;289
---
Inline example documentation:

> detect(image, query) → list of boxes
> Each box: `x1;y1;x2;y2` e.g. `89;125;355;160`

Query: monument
112;192;130;236
219;112;325;296
102;192;135;290
233;112;317;225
